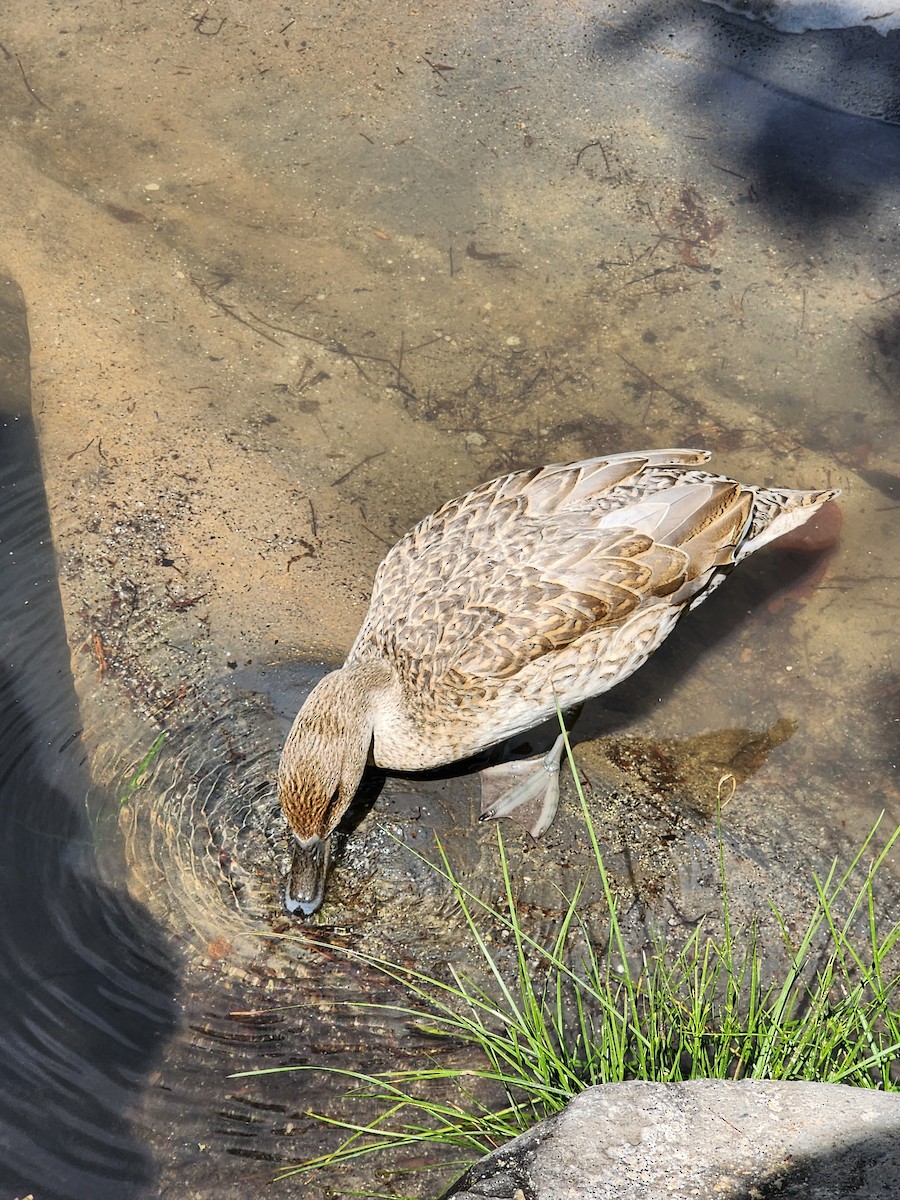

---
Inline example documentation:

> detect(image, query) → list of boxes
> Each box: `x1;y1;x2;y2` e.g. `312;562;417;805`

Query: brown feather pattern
279;450;839;843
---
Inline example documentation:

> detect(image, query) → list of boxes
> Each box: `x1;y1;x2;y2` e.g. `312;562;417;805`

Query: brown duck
278;449;839;915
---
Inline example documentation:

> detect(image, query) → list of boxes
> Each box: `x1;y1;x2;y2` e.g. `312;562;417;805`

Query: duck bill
285;834;330;917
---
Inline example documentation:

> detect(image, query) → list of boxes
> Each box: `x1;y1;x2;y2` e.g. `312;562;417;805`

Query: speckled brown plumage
278;449;839;916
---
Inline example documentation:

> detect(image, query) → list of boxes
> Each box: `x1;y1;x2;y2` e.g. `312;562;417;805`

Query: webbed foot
478;733;567;838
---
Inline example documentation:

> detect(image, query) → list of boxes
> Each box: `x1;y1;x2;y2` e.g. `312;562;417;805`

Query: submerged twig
15;54;52;110
331;451;387;487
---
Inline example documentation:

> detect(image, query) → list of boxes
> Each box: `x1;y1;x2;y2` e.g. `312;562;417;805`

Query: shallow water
0;1;899;1196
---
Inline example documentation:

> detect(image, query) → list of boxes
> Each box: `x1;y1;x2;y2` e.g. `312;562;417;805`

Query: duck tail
735;485;841;563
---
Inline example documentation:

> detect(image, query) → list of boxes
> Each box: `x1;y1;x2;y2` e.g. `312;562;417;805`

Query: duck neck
306;658;394;737
281;658;396;814
332;658;399;767
335;657;395;701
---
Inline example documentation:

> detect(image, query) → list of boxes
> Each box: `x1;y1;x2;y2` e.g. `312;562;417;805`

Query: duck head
277;665;380;916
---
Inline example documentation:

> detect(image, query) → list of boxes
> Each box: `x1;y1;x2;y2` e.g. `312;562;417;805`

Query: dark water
0;277;178;1199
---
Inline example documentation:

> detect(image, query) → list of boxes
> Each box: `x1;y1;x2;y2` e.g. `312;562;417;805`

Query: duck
278;449;839;916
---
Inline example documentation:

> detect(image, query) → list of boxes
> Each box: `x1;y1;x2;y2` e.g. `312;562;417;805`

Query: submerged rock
440;1079;900;1199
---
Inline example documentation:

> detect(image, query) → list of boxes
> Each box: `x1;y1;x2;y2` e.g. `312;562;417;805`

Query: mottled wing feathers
348;453;752;685
403;530;688;682
346;450;835;700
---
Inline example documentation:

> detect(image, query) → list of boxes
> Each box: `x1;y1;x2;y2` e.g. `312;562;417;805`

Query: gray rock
439;1079;900;1199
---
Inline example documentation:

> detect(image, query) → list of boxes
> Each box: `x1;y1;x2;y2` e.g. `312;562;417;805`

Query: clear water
0;0;898;1196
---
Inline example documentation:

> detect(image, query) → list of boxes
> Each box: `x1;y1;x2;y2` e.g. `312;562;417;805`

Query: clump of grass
235;733;900;1187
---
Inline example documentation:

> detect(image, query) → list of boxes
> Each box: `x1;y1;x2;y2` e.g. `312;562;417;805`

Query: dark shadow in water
0;276;179;1199
735;101;894;233
587;0;900;241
